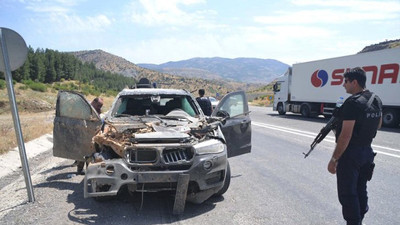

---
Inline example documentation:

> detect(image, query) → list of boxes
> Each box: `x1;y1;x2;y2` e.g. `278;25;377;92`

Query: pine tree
44;49;56;83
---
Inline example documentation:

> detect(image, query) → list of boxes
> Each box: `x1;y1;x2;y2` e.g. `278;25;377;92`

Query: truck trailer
273;48;400;127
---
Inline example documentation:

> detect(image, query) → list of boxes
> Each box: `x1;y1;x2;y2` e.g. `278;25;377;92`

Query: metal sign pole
0;28;35;202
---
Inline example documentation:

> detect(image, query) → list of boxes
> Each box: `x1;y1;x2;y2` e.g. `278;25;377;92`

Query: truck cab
273;68;291;115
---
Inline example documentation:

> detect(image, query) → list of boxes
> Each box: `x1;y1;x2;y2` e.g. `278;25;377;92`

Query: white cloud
23;0;82;12
25;5;69;13
292;0;400;11
127;0;214;27
22;0;112;33
32;13;111;33
255;0;400;25
255;9;398;25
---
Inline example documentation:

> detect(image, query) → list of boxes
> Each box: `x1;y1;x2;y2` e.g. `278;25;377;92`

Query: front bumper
83;151;227;201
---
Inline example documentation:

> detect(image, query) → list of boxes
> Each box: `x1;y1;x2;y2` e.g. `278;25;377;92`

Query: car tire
215;161;231;196
76;161;85;175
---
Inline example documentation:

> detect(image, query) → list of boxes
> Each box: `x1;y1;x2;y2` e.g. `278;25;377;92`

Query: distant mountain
69;50;263;96
138;57;289;84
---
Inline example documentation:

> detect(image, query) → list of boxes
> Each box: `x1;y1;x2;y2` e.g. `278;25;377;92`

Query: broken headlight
194;139;225;155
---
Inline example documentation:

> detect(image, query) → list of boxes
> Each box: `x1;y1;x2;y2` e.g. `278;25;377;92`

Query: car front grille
129;148;158;163
162;147;193;163
127;147;194;165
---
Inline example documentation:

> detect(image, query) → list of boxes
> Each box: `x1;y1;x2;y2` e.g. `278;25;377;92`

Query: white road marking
252;122;400;159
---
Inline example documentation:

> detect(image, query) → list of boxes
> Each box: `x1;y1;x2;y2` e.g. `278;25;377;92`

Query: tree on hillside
0;46;136;93
45;49;57;83
30;48;46;82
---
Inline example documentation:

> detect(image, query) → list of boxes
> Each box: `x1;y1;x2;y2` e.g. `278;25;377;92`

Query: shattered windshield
111;94;199;118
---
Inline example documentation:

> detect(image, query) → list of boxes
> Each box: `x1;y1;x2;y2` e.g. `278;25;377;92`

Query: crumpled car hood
92;115;207;158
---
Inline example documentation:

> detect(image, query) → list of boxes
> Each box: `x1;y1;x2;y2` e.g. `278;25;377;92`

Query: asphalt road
0;106;399;225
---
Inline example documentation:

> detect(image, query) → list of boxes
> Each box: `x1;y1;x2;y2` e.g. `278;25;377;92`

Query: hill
70;50;141;77
70;50;263;97
359;39;400;53
138;57;288;84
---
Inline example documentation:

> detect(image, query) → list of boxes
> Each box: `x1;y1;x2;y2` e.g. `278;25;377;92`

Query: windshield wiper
114;113;133;117
158;115;189;121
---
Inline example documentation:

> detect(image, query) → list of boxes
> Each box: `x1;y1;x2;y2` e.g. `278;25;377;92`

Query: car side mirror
216;110;230;118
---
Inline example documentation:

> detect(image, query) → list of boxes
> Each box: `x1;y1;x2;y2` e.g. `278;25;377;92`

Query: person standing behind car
91;97;103;115
75;97;104;174
196;89;212;116
327;67;382;225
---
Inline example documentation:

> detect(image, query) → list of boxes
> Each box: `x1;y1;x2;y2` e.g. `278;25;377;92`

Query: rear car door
53;91;102;161
212;91;251;158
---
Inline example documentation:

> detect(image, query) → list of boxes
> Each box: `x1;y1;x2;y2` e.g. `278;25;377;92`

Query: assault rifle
303;113;339;158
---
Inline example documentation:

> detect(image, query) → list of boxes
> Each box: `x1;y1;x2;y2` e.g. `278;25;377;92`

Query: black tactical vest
335;90;382;146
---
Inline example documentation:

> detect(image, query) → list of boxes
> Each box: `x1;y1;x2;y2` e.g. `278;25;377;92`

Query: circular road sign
0;27;28;72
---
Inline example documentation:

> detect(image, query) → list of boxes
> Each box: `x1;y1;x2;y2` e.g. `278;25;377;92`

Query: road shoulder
0;133;53;179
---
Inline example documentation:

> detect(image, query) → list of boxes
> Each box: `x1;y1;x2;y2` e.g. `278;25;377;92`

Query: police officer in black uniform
328;67;382;225
196;89;212;116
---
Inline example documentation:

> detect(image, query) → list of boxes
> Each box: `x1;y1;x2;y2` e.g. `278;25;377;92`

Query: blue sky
1;0;399;65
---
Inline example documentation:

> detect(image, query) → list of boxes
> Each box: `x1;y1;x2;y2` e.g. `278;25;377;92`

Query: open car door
53;91;102;161
212;91;251;158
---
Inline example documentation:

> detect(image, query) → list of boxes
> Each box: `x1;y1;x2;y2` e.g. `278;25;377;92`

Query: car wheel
76;161;85;175
215;161;231;196
277;103;286;115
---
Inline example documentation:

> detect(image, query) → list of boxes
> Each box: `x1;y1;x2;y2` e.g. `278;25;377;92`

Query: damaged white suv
53;85;251;214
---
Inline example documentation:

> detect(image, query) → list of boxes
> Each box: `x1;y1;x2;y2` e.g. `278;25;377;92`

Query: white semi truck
273;47;400;127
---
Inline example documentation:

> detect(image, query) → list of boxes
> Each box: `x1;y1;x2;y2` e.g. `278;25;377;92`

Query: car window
220;94;245;117
112;94;198;117
58;91;92;120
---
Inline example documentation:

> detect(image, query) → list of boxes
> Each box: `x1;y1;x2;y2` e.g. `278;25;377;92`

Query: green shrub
18;85;29;90
53;83;69;91
0;79;5;89
28;81;47;92
81;89;90;96
22;79;34;86
106;90;117;97
89;89;101;96
68;83;78;90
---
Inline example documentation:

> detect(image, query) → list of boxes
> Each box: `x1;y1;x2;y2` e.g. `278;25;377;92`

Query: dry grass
0;83;115;155
0;111;54;154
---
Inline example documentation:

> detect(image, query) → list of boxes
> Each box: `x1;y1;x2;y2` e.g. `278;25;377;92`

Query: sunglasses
344;79;352;83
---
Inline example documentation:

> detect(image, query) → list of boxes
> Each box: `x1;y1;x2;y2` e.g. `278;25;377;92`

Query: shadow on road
64;182;219;224
35;162;221;224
